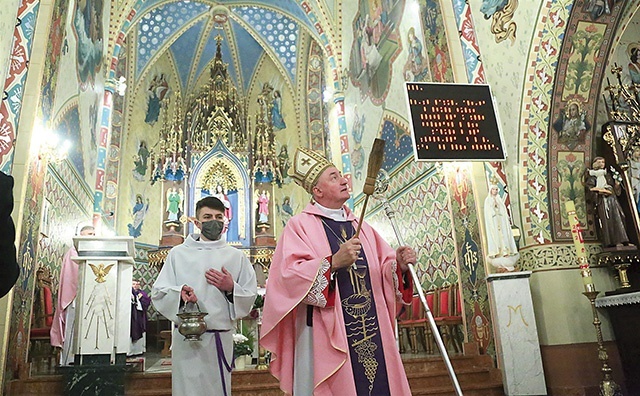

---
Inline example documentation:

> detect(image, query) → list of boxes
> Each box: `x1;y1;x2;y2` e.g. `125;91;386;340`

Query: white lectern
72;236;134;363
487;271;547;395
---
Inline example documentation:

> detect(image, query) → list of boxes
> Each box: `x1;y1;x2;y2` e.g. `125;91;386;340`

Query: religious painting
72;0;104;91
479;0;518;45
552;100;590;149
132;140;150;181
556;151;586;230
402;26;429;82
127;192;150;238
584;0;619;21
276;144;291;186
627;42;640;84
348;0;406;105
276;194;298;228
145;73;169;125
420;0;453;83
271;90;286;131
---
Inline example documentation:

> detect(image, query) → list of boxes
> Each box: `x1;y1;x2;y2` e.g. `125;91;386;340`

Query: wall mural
348;0;406;105
275;194;297;228
548;4;624;242
421;0;454;83
72;0;104;91
446;164;494;356
479;0;518;45
127;192;150;238
552;100;591;149
41;0;71;122
4;153;47;384
145;73;169;125
586;0;619;21
0;0;40;173
402;26;430;81
133;140;150;181
306;41;326;152
627;42;640;84
276;144;291;186
366;163;457;290
380;113;412;172
102;42;127;230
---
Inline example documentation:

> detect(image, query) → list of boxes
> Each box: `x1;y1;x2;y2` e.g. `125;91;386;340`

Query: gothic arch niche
190;142;250;246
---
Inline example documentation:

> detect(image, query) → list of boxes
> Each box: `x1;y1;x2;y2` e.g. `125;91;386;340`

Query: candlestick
565;201;596;292
566;201;622;395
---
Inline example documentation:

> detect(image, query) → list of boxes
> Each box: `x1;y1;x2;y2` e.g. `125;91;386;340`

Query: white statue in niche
484;184;519;272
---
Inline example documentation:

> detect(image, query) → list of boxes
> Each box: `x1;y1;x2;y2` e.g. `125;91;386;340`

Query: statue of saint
166;187;183;222
484;185;519;272
585;157;630;248
257;191;270;224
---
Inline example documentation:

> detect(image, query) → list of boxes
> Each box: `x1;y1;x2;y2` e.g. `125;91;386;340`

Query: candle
565;201;595;292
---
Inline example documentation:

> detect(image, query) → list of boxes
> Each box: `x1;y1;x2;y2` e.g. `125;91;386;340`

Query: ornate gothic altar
149;35;283;249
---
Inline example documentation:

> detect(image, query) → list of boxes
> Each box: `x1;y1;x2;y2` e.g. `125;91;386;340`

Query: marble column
487;271;547;395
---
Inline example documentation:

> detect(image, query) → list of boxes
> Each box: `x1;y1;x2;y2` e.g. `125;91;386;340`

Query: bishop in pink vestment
261;147;414;396
50;246;79;348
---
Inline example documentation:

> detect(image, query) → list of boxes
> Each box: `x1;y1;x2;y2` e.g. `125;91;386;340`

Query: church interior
2;0;640;394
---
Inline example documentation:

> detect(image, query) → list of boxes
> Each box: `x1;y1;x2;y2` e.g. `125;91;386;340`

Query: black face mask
200;220;225;241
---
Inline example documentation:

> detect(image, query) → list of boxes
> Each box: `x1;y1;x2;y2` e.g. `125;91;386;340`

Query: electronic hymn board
405;82;506;161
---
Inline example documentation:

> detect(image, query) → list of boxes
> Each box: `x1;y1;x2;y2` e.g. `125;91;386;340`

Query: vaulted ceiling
123;0;337;95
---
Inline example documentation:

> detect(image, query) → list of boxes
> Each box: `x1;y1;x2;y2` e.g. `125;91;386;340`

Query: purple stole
321;217;391;396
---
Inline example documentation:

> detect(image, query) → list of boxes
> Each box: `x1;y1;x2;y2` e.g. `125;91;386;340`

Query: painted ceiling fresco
128;0;327;94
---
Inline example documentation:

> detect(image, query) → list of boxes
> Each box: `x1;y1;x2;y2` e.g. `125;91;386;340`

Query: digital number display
405;83;506;161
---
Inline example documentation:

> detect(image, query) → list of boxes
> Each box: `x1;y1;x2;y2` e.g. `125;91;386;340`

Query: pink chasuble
261;203;412;396
50;247;79;347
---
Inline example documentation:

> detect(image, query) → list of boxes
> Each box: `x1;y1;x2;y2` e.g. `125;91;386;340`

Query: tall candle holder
255;308;269;370
566;201;622;395
582;290;622;396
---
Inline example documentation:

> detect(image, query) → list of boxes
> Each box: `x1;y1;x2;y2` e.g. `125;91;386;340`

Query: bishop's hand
332;237;362;270
396;246;416;273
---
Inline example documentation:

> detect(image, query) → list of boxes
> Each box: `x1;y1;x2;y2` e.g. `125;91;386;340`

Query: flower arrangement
233;333;253;357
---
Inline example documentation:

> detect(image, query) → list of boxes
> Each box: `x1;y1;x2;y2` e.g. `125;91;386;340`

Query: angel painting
132;141;150;181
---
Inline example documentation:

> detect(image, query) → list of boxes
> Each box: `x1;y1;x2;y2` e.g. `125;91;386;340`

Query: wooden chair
433;284;464;353
29;265;57;374
397;291;436;354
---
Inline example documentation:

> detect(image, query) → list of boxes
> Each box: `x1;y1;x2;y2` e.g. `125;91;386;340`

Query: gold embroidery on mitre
290;147;334;194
